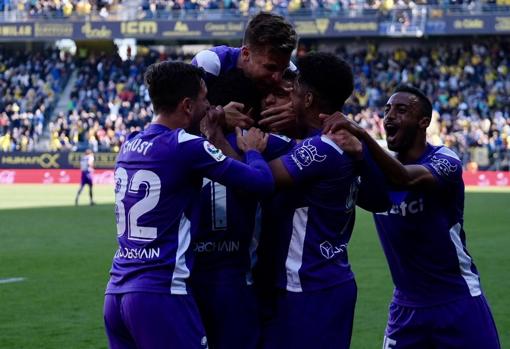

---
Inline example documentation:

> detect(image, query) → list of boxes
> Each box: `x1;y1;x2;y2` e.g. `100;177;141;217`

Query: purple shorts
261;279;357;349
81;171;93;186
383;294;501;349
104;292;207;349
192;280;259;349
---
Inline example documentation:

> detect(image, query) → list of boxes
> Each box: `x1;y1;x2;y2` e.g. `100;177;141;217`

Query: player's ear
419;115;431;129
182;97;194;115
304;91;313;108
241;46;250;62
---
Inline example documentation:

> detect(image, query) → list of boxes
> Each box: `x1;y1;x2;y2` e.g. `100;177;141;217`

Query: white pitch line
0;277;26;284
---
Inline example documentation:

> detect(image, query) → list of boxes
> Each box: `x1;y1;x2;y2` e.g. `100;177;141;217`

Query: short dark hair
207;68;261;112
244;12;297;55
144;61;205;114
393;84;432;119
296;52;354;112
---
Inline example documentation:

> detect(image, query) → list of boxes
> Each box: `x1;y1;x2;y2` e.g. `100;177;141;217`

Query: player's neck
398;138;428;164
304;109;323;132
153;114;189;131
236;52;245;71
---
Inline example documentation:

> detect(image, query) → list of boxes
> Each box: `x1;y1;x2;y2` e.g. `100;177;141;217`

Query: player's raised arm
200;106;243;161
180;127;274;196
322;111;437;189
326;130;391;212
267;134;357;189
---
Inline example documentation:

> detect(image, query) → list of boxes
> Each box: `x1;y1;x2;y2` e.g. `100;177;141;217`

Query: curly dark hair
296;52;354;112
144;61;205;114
243;12;297;55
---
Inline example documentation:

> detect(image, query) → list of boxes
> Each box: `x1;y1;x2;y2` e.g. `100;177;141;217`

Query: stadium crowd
47;50;164;152
1;0;508;19
1;0;123;18
0;40;509;169
0;49;71;152
341;40;510;169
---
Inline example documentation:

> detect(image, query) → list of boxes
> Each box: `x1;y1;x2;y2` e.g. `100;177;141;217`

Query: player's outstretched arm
267;135;347;189
324;130;391;212
355;146;392;212
321;112;436;189
268;158;294;188
201;107;243;161
189;127;274;196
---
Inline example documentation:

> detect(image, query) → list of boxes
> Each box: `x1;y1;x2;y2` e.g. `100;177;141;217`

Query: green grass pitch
0;184;508;348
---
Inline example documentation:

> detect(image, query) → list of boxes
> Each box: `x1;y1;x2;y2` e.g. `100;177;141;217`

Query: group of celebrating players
102;12;501;349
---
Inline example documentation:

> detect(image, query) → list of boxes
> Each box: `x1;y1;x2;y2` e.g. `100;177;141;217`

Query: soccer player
75;149;95;206
259;68;301;138
323;85;501;349
192;12;297;132
103;61;276;349
260;52;361;349
191;68;295;349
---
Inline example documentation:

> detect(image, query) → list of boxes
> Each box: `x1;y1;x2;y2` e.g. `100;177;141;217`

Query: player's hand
258;101;297;133
224;102;255;130
236;127;269;153
326;129;363;160
320;111;364;138
201;106;225;139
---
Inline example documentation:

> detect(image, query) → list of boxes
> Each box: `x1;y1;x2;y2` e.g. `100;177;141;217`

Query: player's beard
187;113;204;136
387;125;418;153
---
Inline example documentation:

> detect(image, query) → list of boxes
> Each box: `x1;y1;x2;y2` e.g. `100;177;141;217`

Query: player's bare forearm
359;130;435;188
268;158;294;188
320;112;436;188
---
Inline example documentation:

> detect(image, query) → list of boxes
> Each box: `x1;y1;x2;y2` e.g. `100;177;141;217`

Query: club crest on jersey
291;139;327;170
430;156;457;177
203;141;226;162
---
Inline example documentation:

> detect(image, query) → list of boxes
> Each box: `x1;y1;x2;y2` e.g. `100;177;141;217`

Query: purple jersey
192;45;297;80
106;124;273;296
192;46;241;78
374;144;482;307
266;133;360;292
192;133;295;284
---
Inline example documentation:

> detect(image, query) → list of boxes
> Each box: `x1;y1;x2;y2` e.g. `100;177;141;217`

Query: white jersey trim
178;129;201;144
320;135;344;156
270;133;292;143
449;222;481;297
194;50;221;76
436;146;460;161
170;213;192;295
285;207;309;292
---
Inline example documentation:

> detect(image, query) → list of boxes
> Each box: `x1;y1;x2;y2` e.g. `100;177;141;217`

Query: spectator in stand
0;49;70;152
2;39;509;170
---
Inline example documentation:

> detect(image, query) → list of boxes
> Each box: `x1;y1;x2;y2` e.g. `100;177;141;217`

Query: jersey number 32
114;168;161;241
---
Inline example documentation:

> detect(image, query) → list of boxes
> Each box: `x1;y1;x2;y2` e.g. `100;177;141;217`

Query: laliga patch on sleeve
203;141;226;162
